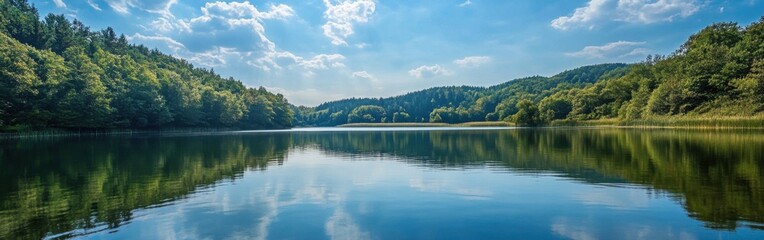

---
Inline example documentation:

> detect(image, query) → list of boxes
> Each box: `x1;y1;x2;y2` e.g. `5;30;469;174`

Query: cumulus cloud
408;65;452;78
322;0;376;45
189;47;243;67
551;0;700;30
184;1;295;51
453;56;491;67
566;41;648;58
251;51;345;71
53;0;67;8
351;71;376;81
458;0;473;7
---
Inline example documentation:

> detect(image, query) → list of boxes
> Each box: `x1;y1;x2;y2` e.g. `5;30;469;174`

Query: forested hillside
0;0;293;130
298;64;629;126
300;17;764;127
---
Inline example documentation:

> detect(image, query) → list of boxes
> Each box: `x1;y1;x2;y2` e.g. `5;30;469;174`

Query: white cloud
186;1;295;50
551;0;700;30
105;0;132;14
265;87;347;106
453;56;491;67
252;51;346;72
551;0;608;30
566;41;647;58
620;47;651;58
126;33;185;51
189;47;243;67
127;33;247;68
300;54;347;69
408;64;452;78
322;0;376;45
351;71;376;81
87;0;102;11
104;0;180;17
458;0;473;7
53;0;67;8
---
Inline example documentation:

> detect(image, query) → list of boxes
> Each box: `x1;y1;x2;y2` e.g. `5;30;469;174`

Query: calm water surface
1;128;763;239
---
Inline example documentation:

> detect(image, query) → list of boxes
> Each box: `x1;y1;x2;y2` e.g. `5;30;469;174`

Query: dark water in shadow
1;128;763;239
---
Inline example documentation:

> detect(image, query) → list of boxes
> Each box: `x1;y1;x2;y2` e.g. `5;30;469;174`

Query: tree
59;47;112;128
392;111;410;123
733;59;764;103
348;105;386;123
0;32;39;126
0;0;295;130
43;14;75;54
512;99;541;126
538;94;572;121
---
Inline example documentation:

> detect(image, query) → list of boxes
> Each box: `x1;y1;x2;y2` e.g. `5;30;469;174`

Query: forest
2;0;764;129
299;17;764;126
0;0;294;131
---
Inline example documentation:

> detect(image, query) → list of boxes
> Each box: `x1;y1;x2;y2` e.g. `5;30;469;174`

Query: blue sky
31;0;764;106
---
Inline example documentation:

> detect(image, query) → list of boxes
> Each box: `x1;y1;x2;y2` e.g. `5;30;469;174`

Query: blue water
1;128;762;239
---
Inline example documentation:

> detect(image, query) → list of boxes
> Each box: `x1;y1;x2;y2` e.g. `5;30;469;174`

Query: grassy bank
549;119;620;127
618;117;764;129
338;121;514;128
551;117;764;129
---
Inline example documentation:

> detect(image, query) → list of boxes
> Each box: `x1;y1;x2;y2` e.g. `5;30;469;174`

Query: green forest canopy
0;0;294;130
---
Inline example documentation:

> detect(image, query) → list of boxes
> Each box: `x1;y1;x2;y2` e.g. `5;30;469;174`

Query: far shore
337;122;515;128
340;117;764;130
5;117;764;139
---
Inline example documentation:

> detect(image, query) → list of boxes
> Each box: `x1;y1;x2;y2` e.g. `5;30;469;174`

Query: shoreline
337;121;514;128
5;118;764;139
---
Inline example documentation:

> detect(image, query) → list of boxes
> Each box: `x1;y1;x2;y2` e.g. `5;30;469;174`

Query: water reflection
296;129;764;229
0;128;762;239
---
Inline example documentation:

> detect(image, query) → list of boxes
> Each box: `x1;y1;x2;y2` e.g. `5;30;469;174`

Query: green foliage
348;105;386;123
538;93;572;121
429;106;470;123
511;99;541;125
0;0;293;130
299;64;628;126
392;111;411;123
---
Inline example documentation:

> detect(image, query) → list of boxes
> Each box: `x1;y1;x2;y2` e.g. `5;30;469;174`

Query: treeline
0;0;294;130
300;17;764;127
298;63;629;126
528;18;764;126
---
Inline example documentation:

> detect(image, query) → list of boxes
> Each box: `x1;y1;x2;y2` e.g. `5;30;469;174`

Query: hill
298;63;629;126
0;0;294;131
300;17;764;127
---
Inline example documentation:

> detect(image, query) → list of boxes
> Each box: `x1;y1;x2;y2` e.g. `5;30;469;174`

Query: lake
1;127;763;239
